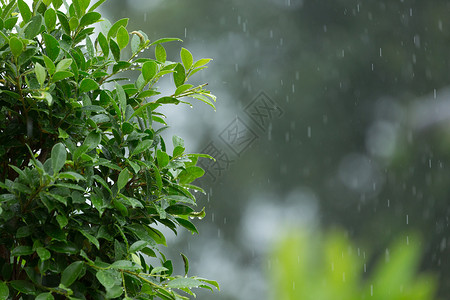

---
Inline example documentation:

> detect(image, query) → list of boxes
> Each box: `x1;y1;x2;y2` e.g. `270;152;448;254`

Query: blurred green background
102;0;450;299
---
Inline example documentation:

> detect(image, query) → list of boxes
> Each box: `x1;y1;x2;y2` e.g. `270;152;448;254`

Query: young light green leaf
181;48;193;70
9;37;23;58
52;71;73;82
80;78;99;93
155;44;166;62
167;277;202;289
142;60;157;82
193;58;212;69
97;32;109;56
55;58;73;73
108;18;128;39
0;281;9;299
117;168;130;191
35;292;54;300
18;0;32;23
116;26;129;50
35;62;46;87
44;8;57;31
51;143;67;174
61;261;84;287
150;266;169;275
88;0;107;12
43;55;56;75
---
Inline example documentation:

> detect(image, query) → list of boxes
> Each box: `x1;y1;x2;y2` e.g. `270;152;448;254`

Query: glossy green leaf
24;15;43;39
106;285;123;298
167;277;202;289
55;58;73;73
44;8;57;31
0;281;9;299
108;18;128;39
10;280;35;294
193;58;212;69
61;261;84;287
58;171;85;182
97;32;109;56
52;71;73;82
173;63;186;87
115;83;127;113
43;55;56;75
51;143;67;174
18;0;32;23
80;78;99;93
176;218;198;234
181;253;189;276
35;62;46;87
36;247;51;261
157;149;169;168
79;229;100;249
131;139;153;156
36;292;54;300
117;168;129;191
142;60;157;82
80;11;101;27
181;47;193;70
116;26;129;49
4;17;18;30
110;260;142;271
56;214;68;228
149;37;182;46
89;0;107;12
129;240;148;253
96;269;119;289
11;245;33;256
155;44;166;62
42;33;60;61
9;37;23;58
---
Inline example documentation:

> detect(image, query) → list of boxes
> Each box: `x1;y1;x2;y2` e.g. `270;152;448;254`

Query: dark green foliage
0;0;218;299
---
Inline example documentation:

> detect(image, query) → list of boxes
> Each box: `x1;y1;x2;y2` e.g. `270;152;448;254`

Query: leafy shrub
270;229;437;300
0;0;218;299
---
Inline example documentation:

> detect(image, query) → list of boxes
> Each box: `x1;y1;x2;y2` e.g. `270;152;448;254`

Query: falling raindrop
434;89;437;99
323;25;327;32
364;263;367;272
235;64;239;72
385;248;390;262
280;38;284;46
387;199;390;207
307;126;311;138
406;214;409;225
371;63;374;71
379;48;382;57
410;8;413;17
292;84;295;93
438;20;443;31
370;285;373;296
268;122;272;141
212;213;215;222
184;27;187;38
406;235;410;245
269;30;273;38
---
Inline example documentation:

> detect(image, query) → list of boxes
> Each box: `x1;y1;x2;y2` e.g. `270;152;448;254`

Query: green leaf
79;11;101;27
10;280;35;295
167;277;202;289
97;32;109;56
157;149;169;168
18;0;32;23
181;253;189;276
9;37;23;58
178;166;205;184
116;26;129;49
129;241;148;253
55;58;73;73
149;37;183;46
0;281;9;299
109;37;121;61
52;71;73;82
150;266;168;275
131;139;153;156
155;44;166;62
58;171;85;182
79;229;100;249
51;143;67;174
198;278;220;291
88;0;107;12
42;33;60;61
61;261;84;287
181;48;193;70
193;58;212;69
44;8;57;32
48;241;78;254
110;260;142;271
108;18;128;39
56;214;68;228
43;55;56;75
173;63;186;87
142;60;157;82
80;78;99;93
24;15;43;39
36;247;51;261
36;292;54;300
11;246;33;256
106;285;123;299
35;62;46;87
96;269;119;289
115;83;127;113
176;218;198;234
117;168;130;191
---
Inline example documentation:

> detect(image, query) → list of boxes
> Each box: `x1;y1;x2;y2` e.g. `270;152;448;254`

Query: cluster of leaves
0;0;218;299
271;229;437;300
